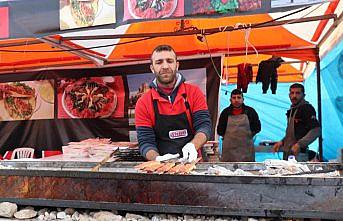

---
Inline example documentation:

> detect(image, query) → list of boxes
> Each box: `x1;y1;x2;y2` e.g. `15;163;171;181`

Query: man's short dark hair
290;83;305;93
231;89;243;97
151;45;177;61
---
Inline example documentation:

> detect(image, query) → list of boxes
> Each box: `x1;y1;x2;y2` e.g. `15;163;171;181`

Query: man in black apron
217;89;261;162
273;83;320;161
135;45;212;162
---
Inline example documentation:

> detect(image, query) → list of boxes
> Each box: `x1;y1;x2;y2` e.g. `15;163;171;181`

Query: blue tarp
305;40;343;160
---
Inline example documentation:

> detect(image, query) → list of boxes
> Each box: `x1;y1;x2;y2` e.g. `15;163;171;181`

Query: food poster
0;80;54;121
123;0;184;21
191;0;262;14
60;0;116;30
271;0;327;8
57;76;125;119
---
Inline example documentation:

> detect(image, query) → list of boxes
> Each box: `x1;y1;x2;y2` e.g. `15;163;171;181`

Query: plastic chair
11;148;34;160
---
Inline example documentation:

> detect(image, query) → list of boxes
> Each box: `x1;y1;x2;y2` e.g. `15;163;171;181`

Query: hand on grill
155;153;180;162
181;143;197;163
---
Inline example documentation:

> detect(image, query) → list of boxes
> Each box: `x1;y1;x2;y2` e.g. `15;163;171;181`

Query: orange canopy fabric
222;54;303;83
0;38;94;73
108;14;315;62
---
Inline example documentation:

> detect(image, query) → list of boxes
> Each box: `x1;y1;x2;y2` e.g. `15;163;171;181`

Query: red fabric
135;83;208;128
3;151;12;160
237;63;253;93
42;150;63;158
158;84;174;95
232;107;243;115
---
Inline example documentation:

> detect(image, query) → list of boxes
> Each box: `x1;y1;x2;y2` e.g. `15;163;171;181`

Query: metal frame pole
315;47;323;161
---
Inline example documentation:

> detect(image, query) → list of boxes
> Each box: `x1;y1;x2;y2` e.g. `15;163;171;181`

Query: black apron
153;94;194;156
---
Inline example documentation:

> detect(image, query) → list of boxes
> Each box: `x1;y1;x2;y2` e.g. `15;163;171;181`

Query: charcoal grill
0;161;342;219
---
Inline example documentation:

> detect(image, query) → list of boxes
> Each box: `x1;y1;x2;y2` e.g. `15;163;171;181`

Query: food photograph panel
123;0;184;21
57;76;125;119
191;0;262;15
271;0;326;8
60;0;116;30
0;80;54;121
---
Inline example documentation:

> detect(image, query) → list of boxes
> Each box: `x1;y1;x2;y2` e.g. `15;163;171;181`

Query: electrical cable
202;34;222;80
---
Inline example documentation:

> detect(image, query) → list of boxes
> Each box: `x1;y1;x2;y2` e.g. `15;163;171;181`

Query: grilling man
135;45;212;162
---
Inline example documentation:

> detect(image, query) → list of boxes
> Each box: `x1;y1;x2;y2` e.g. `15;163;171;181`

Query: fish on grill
179;163;196;175
135;158;200;174
167;163;185;174
144;162;165;172
156;162;176;174
134;161;161;170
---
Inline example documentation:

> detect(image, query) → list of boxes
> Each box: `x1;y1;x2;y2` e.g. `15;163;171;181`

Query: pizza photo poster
0;80;54;121
123;0;184;21
57;76;125;119
60;0;116;30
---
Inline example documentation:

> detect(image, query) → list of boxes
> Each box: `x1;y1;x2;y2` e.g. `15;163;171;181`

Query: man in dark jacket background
273;83;321;161
217;89;261;162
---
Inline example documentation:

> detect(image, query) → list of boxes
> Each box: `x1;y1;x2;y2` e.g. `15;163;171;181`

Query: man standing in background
217;89;261;162
273;83;321;161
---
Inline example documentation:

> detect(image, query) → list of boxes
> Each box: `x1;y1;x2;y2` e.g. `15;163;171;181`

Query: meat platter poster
57;76;125;119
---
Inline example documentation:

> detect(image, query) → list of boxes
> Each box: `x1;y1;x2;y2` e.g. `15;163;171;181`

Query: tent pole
61;14;336;41
315;47;323;161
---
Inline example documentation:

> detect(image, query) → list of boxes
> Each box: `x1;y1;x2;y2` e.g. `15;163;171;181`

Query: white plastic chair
11;148;34;160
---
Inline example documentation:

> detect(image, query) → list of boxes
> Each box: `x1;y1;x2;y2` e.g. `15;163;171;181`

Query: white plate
61;86;117;119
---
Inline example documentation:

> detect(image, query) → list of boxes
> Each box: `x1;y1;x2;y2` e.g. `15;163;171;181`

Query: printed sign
0;7;9;38
0;80;54;121
57;76;125;119
271;0;328;8
60;0;116;30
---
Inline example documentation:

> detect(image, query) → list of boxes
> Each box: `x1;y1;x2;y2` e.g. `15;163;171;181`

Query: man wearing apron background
273;83;321;161
217;89;261;162
135;45;212;162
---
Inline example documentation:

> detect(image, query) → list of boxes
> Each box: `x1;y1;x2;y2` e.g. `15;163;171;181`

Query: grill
0;161;342;219
113;147;145;161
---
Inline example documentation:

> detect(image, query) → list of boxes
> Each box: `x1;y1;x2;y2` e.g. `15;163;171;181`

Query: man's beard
156;71;176;85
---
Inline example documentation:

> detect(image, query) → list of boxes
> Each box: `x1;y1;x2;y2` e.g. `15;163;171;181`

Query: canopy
0;1;341;79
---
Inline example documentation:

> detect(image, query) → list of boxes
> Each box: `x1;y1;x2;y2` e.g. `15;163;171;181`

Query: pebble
0;202;296;221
